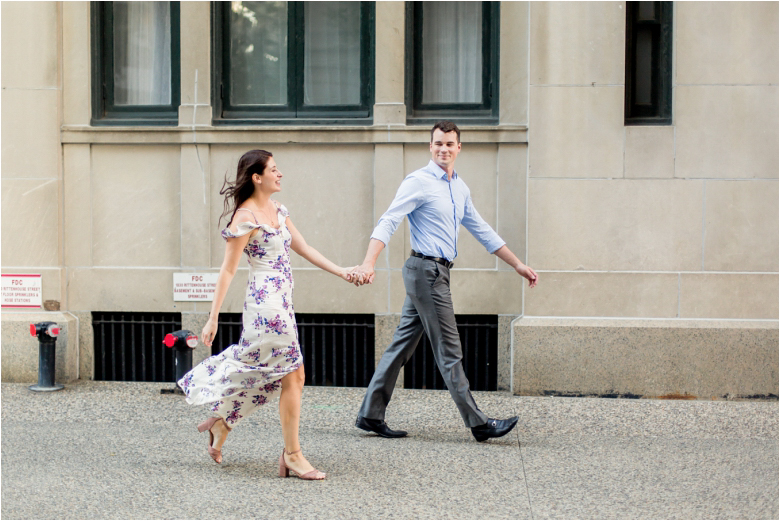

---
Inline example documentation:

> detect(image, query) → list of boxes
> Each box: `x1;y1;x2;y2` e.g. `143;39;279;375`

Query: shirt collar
426;160;458;180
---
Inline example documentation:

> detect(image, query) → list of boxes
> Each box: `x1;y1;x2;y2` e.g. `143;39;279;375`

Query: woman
178;149;357;480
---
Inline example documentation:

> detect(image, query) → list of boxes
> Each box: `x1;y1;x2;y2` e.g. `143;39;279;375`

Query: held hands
340;266;368;287
340;263;374;287
352;263;375;286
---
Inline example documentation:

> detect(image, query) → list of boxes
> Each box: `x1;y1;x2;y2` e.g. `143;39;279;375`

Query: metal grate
92;312;182;382
403;315;498;391
212;313;244;356
212;313;375;387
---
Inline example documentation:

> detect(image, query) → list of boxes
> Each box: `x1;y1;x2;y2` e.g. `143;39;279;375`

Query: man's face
430;129;461;171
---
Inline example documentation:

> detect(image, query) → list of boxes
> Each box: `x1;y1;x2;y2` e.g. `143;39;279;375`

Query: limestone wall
526;1;778;320
1;2;776;388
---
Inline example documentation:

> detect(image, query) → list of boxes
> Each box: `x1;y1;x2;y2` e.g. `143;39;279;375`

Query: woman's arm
286;218;355;283
201;221;254;347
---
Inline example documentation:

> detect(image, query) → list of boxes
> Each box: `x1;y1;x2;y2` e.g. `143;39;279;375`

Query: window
406;2;499;124
625;1;673;125
91;2;180;125
213;1;375;124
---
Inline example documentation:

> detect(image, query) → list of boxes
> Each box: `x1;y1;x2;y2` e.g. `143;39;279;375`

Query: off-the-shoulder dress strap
235;207;259;224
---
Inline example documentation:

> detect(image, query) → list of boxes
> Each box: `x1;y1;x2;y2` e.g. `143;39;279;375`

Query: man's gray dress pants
358;255;488;428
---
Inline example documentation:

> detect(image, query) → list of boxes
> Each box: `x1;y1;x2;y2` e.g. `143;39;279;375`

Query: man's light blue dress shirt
371;160;505;261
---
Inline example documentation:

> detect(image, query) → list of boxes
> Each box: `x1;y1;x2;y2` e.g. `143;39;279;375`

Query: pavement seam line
516;428;534;520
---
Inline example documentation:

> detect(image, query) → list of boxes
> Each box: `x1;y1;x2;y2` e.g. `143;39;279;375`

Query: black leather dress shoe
355;416;407;438
471;416;519;442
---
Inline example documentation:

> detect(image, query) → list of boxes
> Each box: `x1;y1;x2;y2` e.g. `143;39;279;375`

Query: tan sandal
278;448;326;480
197;417;231;464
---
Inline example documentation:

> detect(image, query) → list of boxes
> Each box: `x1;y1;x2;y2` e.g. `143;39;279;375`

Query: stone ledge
60;125;528;145
512;317;778;399
1;312;79;383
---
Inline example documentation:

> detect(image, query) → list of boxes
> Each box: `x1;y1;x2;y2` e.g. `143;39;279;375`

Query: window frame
212;2;375;126
90;1;181;126
624;1;673;126
405;1;500;125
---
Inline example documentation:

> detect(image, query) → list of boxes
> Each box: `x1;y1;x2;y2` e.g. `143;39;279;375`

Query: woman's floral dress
178;203;302;427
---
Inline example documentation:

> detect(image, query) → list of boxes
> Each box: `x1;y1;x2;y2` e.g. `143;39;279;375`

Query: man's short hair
430;121;460;143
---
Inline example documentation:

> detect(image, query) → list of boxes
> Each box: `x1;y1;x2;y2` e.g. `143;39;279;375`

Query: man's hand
352;262;375;285
516;264;538;288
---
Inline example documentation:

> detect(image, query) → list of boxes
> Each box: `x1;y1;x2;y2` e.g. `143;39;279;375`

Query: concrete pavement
1;381;777;519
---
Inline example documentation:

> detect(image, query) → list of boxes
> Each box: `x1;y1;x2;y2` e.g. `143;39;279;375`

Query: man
353;121;538;442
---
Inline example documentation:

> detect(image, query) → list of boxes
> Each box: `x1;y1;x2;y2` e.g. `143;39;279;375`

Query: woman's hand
341;266;364;286
201;317;218;347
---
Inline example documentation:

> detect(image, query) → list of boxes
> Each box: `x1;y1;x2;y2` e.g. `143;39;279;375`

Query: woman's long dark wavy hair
219;149;273;228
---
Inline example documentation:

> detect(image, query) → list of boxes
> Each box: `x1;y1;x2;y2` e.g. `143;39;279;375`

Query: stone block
374;1;405;104
680;273;779;320
1;1;59;89
450;270;524;315
500;1;529;124
373;103;405;125
63;144;92;267
209;145;374;269
1;89;61;178
181;144;211;268
70;311;93;380
527;179;703;271
67;268;182;312
524;271;679;318
529;86;624;178
62;1;90;126
531;1;625;85
703;180;779;272
290;269;389;314
1;178;59;267
624;126;675;179
512;317;779;398
179;1;211;106
178;105;212;127
497;144;527;268
676;2;779;85
91;146;181;267
675;86;779;179
1;312;79;383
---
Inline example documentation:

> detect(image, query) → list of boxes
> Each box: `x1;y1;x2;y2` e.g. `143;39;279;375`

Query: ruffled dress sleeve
275;202;290;223
221;221;263;240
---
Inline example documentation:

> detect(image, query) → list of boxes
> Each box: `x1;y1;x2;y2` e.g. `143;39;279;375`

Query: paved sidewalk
1;381;777;519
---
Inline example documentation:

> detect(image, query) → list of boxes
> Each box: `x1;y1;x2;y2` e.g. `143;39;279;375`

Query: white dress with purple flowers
177;202;302;427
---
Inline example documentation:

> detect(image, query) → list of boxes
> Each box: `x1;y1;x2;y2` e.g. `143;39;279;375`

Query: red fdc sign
2;274;42;308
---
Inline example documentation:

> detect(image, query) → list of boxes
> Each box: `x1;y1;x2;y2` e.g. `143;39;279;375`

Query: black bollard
29;322;64;392
160;330;198;395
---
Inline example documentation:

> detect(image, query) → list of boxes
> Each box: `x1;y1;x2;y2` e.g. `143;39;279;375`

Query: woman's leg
279;365;325;478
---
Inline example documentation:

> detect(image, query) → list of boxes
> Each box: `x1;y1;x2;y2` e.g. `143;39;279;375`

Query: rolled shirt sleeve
370;176;425;246
461;193;506;254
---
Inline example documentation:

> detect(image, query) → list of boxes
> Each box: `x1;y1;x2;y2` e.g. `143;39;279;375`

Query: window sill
61;124;528;144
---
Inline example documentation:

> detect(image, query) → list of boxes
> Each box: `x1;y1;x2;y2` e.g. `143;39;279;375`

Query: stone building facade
2;2;777;398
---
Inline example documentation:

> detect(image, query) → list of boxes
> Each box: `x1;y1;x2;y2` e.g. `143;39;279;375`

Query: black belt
410;250;454;269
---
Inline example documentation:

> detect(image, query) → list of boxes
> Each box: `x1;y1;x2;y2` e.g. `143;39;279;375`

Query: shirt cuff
370;229;391;247
487;239;506;254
